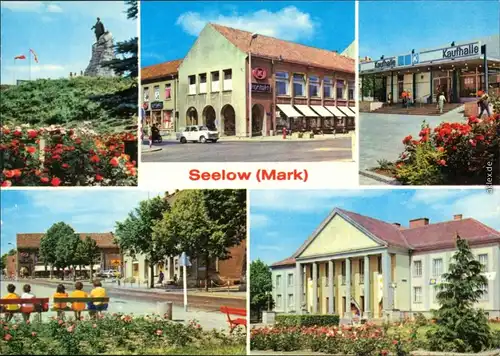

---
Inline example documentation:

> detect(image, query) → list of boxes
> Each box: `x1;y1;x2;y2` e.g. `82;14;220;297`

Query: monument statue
91;17;105;42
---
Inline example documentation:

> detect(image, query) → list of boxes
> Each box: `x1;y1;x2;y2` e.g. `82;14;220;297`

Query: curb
141;147;163;153
359;170;401;185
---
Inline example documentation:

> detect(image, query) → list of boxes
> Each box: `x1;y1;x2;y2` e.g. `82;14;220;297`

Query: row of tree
39;222;100;280
115;189;247;289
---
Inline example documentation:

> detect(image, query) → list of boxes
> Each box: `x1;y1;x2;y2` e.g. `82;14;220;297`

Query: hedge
275;314;340;327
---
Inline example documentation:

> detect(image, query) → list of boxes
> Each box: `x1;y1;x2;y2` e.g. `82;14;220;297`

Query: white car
176;125;219;143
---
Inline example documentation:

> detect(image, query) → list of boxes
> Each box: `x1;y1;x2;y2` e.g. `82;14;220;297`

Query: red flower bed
1;125;138;186
395;114;500;185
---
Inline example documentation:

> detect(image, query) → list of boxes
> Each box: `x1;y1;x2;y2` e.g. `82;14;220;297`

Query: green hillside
0;77;137;132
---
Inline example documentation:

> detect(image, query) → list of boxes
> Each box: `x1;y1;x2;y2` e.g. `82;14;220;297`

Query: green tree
40;222;74;279
54;227;81;281
76;236;100;281
250;259;274;321
115;195;170;288
427;235;492;352
8;249;16;256
153;190;247;291
0;254;7;272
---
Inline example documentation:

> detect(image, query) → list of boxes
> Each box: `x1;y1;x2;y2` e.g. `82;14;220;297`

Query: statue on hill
92;17;105;42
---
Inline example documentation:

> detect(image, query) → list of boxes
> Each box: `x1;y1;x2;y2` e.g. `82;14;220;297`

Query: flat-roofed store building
178;23;356;137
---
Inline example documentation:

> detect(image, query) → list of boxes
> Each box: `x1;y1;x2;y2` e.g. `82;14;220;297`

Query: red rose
1;180;12;187
437;147;445;152
469;139;477;147
27;130;38;139
40;176;49;183
2;128;10;134
13;130;22;137
110;158;119;167
62;163;69;169
90;155;100;163
95;174;104;181
75;138;82;144
26;146;36;154
3;170;15;178
3;333;12;341
402;135;412;144
13;169;22;177
52;155;61;160
437;159;447;166
475;135;485;141
51;177;61;187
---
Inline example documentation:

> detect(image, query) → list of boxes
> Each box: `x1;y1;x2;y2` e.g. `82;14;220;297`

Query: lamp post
248;33;258;138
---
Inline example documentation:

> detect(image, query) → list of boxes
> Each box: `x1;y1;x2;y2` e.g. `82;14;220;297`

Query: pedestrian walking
147;122;153;149
478;92;492;118
437;92;446;114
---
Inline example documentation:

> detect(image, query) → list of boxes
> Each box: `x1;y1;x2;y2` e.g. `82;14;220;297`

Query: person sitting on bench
20;284;36;322
53;284;69;319
88;280;108;318
2;284;20;322
70;282;88;320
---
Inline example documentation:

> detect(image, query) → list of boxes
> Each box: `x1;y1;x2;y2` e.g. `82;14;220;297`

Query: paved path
6;281;230;330
142;138;353;162
359;111;464;172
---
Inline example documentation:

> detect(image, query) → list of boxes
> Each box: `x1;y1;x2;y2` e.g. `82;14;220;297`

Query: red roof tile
141;59;182;82
272;257;296;267
210;24;354;74
17;233;117;249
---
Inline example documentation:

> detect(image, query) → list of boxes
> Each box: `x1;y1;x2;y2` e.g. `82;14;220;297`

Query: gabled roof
272;257;296;268
141;59;183;82
17;233;117;249
210;23;354;74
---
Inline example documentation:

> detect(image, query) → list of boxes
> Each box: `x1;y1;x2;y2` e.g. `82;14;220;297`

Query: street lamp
248;33;258;138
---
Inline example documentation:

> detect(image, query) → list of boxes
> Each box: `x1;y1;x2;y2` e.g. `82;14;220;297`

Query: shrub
413;312;428;327
275;314;340;327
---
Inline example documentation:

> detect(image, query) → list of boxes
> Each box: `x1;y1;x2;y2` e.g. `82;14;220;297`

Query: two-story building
141;59;182;132
271;208;500;319
178;23;356;137
16;233;121;278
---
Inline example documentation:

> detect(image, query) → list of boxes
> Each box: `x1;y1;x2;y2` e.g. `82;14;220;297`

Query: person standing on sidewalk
478;92;491;118
147;122;153;149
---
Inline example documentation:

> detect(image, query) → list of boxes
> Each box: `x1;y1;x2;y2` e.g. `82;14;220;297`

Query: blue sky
250;189;500;265
360;1;499;59
0;1;137;84
141;1;354;67
0;189;171;255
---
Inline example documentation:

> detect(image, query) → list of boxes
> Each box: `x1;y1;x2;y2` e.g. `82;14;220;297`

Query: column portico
344;257;352;318
382;250;393;316
363;255;371;318
295;262;303;314
328;260;334;314
312;262;318;313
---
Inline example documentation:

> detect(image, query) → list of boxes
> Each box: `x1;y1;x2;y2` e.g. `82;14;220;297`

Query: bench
0;298;50;320
52;297;110;312
220;306;247;333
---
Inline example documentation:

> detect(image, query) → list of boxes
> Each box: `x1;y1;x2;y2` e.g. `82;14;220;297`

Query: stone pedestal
84;31;116;77
262;311;276;325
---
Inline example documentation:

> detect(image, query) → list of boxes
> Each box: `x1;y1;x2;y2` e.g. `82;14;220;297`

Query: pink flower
58;319;64;325
4;334;12;341
92;324;97;328
31;332;37;337
156;329;163;336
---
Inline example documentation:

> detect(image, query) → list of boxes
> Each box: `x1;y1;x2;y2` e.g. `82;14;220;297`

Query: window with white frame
223;69;232;91
323;77;333;98
287;273;293;287
478;254;488;272
276;294;282;308
293;73;305;97
143;87;149;102
432;258;443;277
348;81;355;100
414;260;422;277
336;80;345;99
276;71;289;96
480;283;489;301
199;73;207;93
154;85;160;100
414;287;422;303
288;294;294;308
309;75;320;97
188;75;196;95
211;71;220;92
276;274;282;289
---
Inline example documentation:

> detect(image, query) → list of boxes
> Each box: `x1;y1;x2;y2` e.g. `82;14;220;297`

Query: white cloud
176;6;316;41
46;4;62;13
251;214;270;228
256;245;282;252
411;189;465;204
1;1;63;13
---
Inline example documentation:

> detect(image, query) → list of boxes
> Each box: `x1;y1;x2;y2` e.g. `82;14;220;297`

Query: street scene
1;189;247;354
140;1;356;162
249;189;500;354
0;1;139;187
358;1;500;185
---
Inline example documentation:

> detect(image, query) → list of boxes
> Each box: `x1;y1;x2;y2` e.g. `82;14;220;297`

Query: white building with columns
270;208;500;319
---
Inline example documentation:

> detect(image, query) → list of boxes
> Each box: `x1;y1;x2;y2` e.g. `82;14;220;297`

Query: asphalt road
141;138;352;162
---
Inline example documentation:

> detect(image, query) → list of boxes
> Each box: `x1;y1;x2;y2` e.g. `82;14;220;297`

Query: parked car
97;269;117;279
176;125;219;143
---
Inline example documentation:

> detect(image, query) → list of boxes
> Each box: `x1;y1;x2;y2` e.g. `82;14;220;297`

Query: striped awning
277;104;302;118
310;106;334;117
325;106;347;117
294;105;319;117
337;107;355;118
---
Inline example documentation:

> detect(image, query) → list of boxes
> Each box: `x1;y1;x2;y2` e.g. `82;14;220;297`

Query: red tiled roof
210;24;354;74
141;59;182;82
17;233;117;249
272;257;296;267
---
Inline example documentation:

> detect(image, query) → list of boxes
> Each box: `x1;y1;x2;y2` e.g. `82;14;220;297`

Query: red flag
29;49;38;63
14;55;26;60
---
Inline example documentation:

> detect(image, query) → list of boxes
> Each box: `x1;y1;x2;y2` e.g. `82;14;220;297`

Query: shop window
276;71;289;96
211;71;220;92
293;73;305;97
199;73;207;94
143;87;149;102
309;75;320;97
324;77;333;98
348;81;355;100
165;84;171;99
336;80;345;99
223;69;232;91
154;85;160;101
188;75;196;95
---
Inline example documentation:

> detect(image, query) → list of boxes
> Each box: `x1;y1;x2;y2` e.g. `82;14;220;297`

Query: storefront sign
374;57;396;69
419;42;481;63
252;83;271;93
252;67;267;80
150;101;163;110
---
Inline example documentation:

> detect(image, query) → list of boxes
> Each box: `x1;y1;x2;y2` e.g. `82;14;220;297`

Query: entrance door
434;77;449;102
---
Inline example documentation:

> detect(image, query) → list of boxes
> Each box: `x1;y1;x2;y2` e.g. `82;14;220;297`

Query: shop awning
345;107;357;116
337;107;355;118
310;106;334;117
294;105;319;117
277;104;302;118
325;106;347;117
